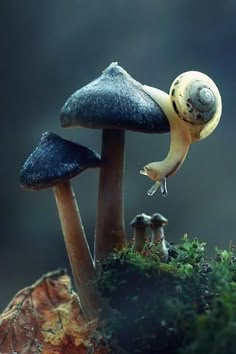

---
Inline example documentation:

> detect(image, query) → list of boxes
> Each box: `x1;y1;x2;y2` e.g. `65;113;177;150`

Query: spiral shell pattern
170;71;221;125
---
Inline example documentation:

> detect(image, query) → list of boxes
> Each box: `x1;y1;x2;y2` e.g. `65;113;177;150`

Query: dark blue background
1;0;235;310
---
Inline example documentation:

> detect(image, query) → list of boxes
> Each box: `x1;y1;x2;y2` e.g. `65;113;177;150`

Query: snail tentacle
160;177;168;196
146;181;161;196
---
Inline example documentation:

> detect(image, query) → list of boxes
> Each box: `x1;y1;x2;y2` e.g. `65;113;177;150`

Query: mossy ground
96;235;236;353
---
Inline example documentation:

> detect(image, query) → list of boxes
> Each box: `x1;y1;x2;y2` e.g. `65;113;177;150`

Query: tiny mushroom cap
150;213;168;227
19;131;104;320
61;62;169;263
130;213;151;228
19;131;101;189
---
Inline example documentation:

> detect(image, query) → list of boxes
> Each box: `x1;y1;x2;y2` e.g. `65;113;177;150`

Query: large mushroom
61;62;169;263
19;131;105;320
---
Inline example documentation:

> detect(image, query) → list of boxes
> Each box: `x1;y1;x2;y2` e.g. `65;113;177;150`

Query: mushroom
150;213;169;262
60;62;169;263
150;213;168;243
19;131;105;319
130;213;151;253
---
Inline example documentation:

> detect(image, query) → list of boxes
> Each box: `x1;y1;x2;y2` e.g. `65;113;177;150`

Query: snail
140;71;222;196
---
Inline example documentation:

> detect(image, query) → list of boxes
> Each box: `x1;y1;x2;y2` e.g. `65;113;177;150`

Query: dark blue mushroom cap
19;132;101;190
130;213;151;228
150;213;168;226
61;62;169;133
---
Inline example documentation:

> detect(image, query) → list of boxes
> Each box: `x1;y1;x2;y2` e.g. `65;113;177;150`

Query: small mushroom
61;62;169;263
130;213;151;253
150;213;169;262
19;132;104;319
150;213;168;243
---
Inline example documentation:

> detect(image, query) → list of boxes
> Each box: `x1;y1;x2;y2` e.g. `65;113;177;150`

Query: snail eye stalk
146;181;161;196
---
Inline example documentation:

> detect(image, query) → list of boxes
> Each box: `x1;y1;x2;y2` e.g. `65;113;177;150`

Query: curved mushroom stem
95;129;126;264
140;86;192;196
54;181;105;320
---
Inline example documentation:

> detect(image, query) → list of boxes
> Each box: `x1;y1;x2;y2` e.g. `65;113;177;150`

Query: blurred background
1;0;235;310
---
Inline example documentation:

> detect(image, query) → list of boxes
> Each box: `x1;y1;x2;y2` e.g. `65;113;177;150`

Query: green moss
97;236;236;353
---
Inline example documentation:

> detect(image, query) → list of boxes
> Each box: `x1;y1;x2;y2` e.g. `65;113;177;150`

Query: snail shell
170;71;222;142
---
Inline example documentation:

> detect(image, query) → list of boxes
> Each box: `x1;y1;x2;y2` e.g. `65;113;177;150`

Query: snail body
140;71;222;196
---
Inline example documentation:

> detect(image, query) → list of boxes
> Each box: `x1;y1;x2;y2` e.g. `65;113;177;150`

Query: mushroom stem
156;238;169;263
140;86;192;196
134;227;147;253
151;225;165;243
95;129;126;263
54;180;103;319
